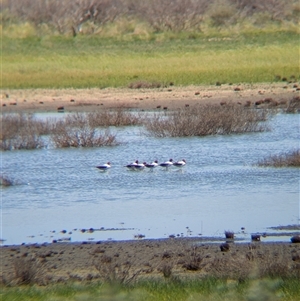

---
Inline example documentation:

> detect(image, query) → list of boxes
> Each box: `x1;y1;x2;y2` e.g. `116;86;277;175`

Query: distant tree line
1;0;299;36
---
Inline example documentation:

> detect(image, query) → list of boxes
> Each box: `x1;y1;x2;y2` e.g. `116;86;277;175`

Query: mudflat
2;82;299;113
1;238;300;285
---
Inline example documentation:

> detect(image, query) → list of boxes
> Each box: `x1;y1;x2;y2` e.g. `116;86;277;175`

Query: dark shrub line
3;0;299;36
0;103;295;151
0;112;123;150
144;104;271;137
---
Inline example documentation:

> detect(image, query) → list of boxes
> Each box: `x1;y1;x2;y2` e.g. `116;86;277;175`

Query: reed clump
50;113;120;148
87;107;142;127
257;149;300;167
144;104;271;137
285;96;300;113
0;112;124;150
0;113;45;150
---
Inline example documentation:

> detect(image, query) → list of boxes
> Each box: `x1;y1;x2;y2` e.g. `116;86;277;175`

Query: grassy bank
2;31;299;89
1;278;300;301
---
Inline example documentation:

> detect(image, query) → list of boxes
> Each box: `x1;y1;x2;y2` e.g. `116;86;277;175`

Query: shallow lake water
1;112;299;245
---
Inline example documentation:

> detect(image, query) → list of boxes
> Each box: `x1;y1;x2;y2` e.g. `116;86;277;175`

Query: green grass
1;31;299;89
1;278;300;301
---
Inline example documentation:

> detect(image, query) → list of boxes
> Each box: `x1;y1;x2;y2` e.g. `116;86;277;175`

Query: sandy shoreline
2;82;299;113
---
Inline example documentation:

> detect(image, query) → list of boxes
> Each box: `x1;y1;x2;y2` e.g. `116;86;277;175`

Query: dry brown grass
13;257;45;285
257;149;300;167
50;114;120;148
285;96;300;113
0;113;45;150
2;240;299;287
144;104;271;137
208;244;300;281
0;112;125;150
180;246;204;271
93;255;142;285
87;107;142;127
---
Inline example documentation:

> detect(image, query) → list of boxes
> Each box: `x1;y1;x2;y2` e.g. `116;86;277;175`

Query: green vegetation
1;278;300;301
1;0;299;89
2;32;299;89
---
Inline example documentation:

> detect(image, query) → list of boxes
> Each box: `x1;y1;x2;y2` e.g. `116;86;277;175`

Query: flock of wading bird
96;159;186;171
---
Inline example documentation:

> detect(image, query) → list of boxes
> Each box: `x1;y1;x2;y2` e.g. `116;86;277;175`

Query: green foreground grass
2;278;300;301
1;31;299;89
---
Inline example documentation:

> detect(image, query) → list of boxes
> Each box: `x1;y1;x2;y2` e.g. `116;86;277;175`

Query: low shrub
285;96;300;113
50;113;120;148
257;149;300;167
144;104;271;137
0;112;122;150
160;264;173;278
208;0;238;27
0;113;45;150
87;107;142;127
209;254;253;281
93;255;141;285
181;246;204;271
13;257;45;285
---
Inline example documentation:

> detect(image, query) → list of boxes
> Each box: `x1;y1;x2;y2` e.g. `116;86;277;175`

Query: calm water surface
1;113;299;245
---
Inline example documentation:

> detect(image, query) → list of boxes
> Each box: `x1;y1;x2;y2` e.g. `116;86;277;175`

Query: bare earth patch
2;82;299;113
